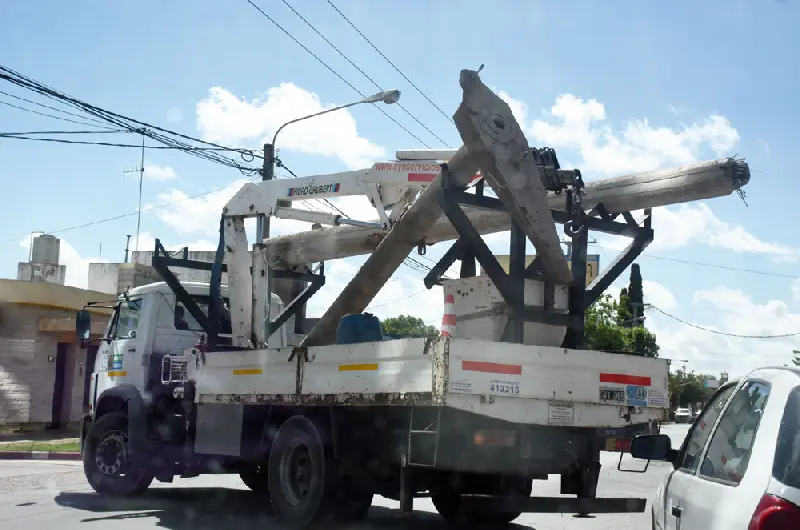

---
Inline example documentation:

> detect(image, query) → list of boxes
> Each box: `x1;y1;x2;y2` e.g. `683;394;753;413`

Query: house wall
0;303;103;427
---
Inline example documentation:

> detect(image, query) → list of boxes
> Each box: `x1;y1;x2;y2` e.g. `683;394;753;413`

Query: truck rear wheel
431;474;533;526
267;416;334;529
332;475;373;522
240;465;270;494
83;412;154;497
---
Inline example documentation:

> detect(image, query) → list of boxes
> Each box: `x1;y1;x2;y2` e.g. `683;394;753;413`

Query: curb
0;451;81;461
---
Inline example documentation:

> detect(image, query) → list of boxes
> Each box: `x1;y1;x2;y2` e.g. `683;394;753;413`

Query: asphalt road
0;425;690;530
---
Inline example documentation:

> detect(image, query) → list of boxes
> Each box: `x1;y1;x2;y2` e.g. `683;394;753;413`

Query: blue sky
1;0;798;377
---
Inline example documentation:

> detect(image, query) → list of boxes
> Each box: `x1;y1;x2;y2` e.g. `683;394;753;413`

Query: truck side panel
444;339;669;427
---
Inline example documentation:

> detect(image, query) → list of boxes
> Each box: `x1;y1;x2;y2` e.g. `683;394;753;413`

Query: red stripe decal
462;360;522;375
408;172;435;182
407;173;483;183
442;314;456;325
600;373;652;386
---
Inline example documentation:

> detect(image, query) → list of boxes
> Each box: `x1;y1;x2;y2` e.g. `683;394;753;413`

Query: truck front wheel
267;416;334;528
83;412;154;497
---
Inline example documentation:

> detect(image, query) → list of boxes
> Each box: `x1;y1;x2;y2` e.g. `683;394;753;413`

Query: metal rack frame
423;164;654;349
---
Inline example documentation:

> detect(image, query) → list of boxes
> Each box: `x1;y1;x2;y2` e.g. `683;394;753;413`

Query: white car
631;367;800;529
674;407;693;423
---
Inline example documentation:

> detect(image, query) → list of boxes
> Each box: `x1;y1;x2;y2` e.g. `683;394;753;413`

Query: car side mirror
630;434;672;461
76;309;91;345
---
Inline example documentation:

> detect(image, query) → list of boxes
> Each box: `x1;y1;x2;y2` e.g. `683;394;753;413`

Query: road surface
0;425;689;530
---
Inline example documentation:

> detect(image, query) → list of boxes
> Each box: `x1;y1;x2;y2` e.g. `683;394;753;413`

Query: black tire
82;411;154;497
267;416;334;529
240;465;270;494
431;475;532;526
332;474;373;522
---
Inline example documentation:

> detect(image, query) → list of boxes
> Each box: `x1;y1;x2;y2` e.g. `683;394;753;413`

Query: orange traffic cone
441;293;456;337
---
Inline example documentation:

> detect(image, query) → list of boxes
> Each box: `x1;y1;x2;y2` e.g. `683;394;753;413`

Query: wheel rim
94;430;129;476
279;440;313;507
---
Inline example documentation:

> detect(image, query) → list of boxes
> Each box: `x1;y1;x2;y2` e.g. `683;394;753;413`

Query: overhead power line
0;88;115;128
0;65;261;173
589;243;797;280
648;305;800;339
0;98;119;131
243;0;431;148
0;134;243;150
326;0;455;126
280;0;450;147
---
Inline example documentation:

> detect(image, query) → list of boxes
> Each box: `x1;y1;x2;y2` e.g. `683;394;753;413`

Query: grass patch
0;440;80;453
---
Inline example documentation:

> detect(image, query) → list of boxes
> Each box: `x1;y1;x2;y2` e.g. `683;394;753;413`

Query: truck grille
161;355;189;384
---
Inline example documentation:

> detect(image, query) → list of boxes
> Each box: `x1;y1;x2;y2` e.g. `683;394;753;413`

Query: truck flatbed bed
190;337;668;428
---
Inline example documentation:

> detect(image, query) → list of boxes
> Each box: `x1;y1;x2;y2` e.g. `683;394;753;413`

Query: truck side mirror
630;434;672;461
76;309;92;345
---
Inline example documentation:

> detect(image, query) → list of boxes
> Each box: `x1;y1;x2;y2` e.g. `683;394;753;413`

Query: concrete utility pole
261;157;750;269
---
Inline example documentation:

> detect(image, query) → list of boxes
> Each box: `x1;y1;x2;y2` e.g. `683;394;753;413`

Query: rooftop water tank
31;234;60;265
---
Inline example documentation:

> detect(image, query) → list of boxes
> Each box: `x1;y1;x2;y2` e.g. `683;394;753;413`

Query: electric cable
280;0;450;147
243;0;431;148
326;0;455;125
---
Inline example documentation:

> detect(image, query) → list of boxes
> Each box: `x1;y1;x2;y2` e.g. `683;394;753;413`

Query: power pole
256;143;275;242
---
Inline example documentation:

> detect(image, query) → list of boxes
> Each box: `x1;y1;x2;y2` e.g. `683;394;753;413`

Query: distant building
1;234;109;429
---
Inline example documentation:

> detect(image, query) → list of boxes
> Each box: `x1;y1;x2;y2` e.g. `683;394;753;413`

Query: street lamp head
362;89;401;105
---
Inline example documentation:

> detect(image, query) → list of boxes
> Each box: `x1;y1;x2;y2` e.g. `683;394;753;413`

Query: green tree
381;315;439;338
584;293;660;357
668;368;717;408
625;263;644;327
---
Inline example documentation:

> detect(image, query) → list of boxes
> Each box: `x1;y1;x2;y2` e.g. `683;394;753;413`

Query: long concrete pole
264;157;750;269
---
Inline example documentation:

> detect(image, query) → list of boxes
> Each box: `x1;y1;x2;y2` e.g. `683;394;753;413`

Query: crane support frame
424;166;654;349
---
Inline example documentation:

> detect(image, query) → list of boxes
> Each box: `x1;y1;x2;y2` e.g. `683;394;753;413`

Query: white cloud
489;91;787;263
167;106;183;124
195;83;386;169
642;280;678;311
592;203;795;262
793;279;800;305
652;286;800;378
522;93;739;177
142;162;177;182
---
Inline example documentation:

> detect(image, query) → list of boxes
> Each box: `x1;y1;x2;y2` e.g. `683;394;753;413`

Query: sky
1;0;799;379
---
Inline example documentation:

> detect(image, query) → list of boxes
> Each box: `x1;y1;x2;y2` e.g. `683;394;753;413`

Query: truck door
93;297;146;401
662;383;736;529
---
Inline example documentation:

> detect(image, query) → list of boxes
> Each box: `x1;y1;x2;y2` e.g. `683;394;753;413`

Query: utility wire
243;0;431;148
589;243;797;280
0;65;261;173
0;98;119;131
0;134;240;150
648;305;800;339
0;129;128;136
326;0;455;126
280;0;450;147
0;88;115;128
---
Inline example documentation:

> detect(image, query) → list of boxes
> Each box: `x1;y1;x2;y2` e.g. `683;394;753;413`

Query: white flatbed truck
74;68;749;528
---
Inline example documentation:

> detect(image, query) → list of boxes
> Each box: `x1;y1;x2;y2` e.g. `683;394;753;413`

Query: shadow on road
54;488;535;530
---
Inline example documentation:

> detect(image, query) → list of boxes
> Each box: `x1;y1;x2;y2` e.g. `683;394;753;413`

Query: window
677;384;736;474
109;298;143;339
699;381;771;485
773;386;800;489
173;296;231;335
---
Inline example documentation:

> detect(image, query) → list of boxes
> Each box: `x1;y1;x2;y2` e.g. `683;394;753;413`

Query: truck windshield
109;298;143;339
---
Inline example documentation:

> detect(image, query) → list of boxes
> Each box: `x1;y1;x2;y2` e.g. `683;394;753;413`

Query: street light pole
254;89;401;243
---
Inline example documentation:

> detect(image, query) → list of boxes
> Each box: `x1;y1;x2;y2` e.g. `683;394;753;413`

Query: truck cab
80;281;286;454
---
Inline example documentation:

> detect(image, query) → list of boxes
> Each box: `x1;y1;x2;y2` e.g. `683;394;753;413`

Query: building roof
0;278;113;314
